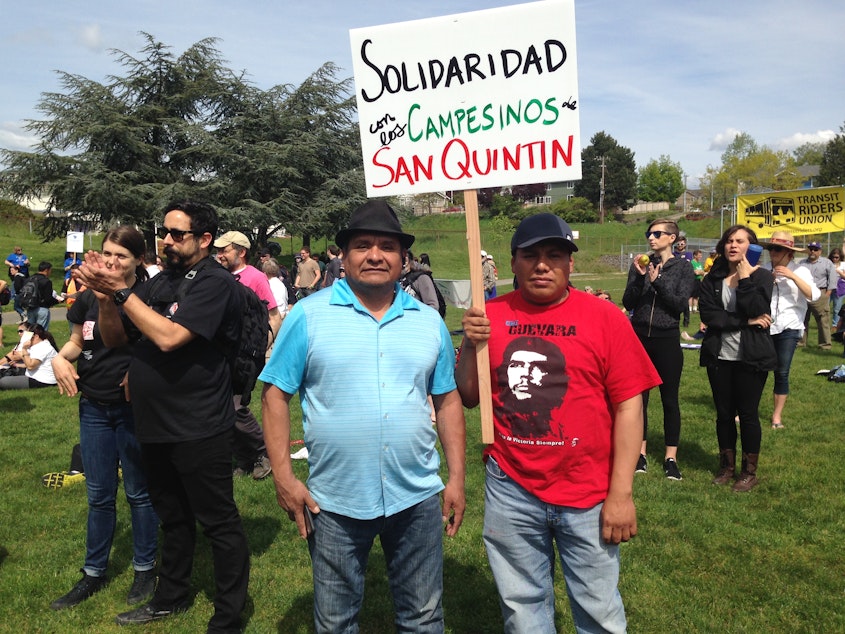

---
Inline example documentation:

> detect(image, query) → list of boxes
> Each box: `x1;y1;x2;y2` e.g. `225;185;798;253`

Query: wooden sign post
463;189;494;443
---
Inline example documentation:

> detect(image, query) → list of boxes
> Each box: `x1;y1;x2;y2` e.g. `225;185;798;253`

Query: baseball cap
213;231;251;249
480;250;488;258
511;213;578;253
807;241;822;250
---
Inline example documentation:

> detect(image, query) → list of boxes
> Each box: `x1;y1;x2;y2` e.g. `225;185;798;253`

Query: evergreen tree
819;122;845;186
574;131;636;221
0;35;363;247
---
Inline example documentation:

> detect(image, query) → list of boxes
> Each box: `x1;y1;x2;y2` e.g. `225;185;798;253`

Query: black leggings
640;336;683;447
706;360;768;454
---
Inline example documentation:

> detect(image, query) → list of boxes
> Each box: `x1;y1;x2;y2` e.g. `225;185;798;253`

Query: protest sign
737;186;845;238
66;231;84;253
350;0;580;197
350;0;580;442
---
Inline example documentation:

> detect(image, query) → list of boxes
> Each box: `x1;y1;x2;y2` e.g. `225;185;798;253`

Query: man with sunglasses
798;241;838;350
76;200;250;632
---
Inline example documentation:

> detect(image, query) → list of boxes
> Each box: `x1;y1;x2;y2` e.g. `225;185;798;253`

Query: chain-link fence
616;238;720;272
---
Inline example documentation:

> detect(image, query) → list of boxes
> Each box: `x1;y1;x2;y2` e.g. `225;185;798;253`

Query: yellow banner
737;186;845;238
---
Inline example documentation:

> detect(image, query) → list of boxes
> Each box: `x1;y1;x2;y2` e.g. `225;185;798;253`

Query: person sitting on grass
1;321;32;375
0;323;58;390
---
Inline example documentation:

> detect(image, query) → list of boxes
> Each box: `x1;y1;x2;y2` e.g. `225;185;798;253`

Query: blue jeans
79;398;158;577
308;494;444;633
483;458;627;634
27;306;50;330
833;293;844;327
772;329;801;395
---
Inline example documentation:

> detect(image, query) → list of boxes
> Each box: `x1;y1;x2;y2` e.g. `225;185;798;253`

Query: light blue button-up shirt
259;279;457;519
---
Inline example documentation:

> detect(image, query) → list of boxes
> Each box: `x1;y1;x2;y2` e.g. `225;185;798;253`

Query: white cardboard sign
350;0;581;197
66;231;84;253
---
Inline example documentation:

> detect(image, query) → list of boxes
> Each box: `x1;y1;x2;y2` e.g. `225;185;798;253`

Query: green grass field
1;215;844;632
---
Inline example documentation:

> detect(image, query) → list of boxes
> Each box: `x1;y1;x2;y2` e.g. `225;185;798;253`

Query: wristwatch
113;288;133;305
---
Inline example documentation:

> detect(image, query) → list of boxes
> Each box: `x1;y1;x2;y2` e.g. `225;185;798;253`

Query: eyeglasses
769;246;786;253
156;227;198;242
645;231;670;239
17;329;26;334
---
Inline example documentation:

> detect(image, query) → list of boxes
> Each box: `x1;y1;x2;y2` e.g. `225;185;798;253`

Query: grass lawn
2;216;844;632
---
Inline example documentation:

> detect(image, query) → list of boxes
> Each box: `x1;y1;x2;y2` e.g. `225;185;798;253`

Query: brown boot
712;449;736;485
732;453;759;492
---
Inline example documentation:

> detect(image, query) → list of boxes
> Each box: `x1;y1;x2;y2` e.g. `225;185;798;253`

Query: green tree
550;196;597;223
792;141;826;166
700;132;803;208
0;35;363;247
819;122;845;186
574;131;636;222
637;155;685;203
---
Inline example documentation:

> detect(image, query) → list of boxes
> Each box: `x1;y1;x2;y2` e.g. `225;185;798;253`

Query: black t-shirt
127;259;243;443
67;289;134;402
323;258;342;287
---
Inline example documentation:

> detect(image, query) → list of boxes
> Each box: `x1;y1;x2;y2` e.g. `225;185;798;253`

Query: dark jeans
79;398;158;576
308;495;444;633
142;430;249;633
232;401;266;468
640;336;683;447
706;360;768;454
771;329;801;395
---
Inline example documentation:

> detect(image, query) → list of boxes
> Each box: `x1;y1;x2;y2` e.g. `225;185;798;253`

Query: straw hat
760;230;806;253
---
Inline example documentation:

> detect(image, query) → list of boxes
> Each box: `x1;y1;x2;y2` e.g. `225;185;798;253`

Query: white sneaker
290;447;309;460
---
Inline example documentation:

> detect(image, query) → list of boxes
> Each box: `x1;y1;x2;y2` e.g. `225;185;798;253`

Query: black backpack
146;258;270;406
401;270;447;319
18;277;40;310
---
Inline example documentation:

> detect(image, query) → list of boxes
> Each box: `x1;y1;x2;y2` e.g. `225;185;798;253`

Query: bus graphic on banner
736;186;845;237
743;197;796;228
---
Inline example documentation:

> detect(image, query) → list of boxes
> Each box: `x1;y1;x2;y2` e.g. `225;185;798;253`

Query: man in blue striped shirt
260;200;466;633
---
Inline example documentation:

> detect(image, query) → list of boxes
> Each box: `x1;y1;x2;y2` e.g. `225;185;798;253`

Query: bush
0;199;33;224
551;196;598;223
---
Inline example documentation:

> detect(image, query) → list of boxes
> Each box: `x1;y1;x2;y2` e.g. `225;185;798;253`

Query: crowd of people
3;208;844;633
623;222;842;494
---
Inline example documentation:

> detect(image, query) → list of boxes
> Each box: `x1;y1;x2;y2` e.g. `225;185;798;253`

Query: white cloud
0;122;38;152
77;24;104;52
708;129;743;153
773;131;836;152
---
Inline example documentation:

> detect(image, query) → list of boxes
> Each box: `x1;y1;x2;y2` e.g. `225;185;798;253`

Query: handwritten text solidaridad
349;0;582;197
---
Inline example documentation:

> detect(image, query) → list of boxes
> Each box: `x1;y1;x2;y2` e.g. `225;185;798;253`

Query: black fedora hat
336;200;415;249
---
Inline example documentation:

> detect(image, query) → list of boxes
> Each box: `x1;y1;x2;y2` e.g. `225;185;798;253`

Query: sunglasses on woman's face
645;230;671;239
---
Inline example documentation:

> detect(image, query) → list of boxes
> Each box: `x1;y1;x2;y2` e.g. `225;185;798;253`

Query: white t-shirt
267;276;289;316
768;262;820;335
26;339;57;385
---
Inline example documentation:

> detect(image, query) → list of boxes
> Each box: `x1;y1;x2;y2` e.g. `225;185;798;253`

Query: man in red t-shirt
456;213;660;633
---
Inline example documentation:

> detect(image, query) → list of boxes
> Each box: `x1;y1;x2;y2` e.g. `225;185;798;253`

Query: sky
1;0;843;189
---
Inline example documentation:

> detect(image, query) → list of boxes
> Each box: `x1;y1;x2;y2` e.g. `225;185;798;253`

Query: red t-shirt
480;289;660;508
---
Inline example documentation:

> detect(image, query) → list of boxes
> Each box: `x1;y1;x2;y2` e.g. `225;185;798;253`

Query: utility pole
599;155;606;224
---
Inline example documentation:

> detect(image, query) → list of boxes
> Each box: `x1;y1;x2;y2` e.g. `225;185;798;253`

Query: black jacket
623;255;696;338
698;260;776;371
